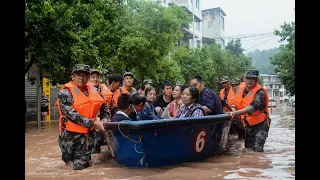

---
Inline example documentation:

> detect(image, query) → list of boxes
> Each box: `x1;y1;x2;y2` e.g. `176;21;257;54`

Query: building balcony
168;0;202;21
181;24;199;39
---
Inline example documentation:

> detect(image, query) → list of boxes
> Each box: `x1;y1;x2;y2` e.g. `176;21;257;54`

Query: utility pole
36;64;41;130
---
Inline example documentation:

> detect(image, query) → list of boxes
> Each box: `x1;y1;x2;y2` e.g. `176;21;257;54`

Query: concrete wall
169;0;202;48
202;9;222;39
202;10;214;39
202;8;225;49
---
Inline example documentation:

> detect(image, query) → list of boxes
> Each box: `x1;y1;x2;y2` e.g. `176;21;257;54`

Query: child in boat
111;94;134;122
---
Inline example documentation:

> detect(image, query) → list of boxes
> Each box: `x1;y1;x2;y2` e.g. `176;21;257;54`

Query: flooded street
25;106;295;180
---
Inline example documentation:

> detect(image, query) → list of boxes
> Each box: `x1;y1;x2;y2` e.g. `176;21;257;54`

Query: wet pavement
25;106;295;180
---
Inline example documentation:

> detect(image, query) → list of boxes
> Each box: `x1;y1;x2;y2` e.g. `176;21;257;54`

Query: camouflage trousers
244;117;271;152
230;119;245;139
91;129;106;154
58;130;94;170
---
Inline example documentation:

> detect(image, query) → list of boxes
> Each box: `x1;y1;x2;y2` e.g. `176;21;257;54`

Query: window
208;20;213;28
196;21;200;31
280;92;283;97
163;0;166;4
196;0;199;10
220;15;224;30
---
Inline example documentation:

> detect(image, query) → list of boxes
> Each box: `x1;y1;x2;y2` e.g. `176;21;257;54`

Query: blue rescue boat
103;114;232;167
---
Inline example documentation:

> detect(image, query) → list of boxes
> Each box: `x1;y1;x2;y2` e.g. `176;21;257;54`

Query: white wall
202;9;223;39
202;11;214;39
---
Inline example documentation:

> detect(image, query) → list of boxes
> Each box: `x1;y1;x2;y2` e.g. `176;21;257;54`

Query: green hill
246;48;280;74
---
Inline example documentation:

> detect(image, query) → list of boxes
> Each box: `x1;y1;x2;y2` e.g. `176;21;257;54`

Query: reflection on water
25;107;295;180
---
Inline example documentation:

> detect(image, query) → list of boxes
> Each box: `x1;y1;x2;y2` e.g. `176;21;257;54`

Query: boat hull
104;114;232;167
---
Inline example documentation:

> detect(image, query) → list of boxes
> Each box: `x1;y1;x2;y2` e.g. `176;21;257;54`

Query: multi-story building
260;74;295;104
202;7;226;49
124;0;169;7
168;0;202;48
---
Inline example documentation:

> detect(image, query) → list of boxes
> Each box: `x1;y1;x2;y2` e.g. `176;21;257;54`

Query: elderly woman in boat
176;86;206;118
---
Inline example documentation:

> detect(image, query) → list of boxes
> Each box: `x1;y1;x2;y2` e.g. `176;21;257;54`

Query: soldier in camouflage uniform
57;64;108;170
230;78;241;96
229;78;245;139
227;70;271;152
219;76;233;112
89;69;111;154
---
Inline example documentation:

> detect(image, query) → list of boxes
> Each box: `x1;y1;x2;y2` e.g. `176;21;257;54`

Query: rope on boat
117;120;141;143
118;120;148;167
134;143;144;154
137;154;146;166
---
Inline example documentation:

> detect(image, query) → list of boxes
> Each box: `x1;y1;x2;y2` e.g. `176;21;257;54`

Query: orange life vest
233;87;244;110
220;88;234;112
140;89;144;94
112;86;136;106
99;84;113;110
56;81;105;136
232;84;269;126
239;82;246;88
229;90;237;107
229;87;244;125
119;86;136;94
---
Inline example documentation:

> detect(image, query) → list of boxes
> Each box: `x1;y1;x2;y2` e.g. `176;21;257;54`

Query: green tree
270;22;295;95
226;39;244;57
105;0;192;85
172;45;216;88
224;38;253;88
25;0;125;85
247;48;280;74
25;0;191;85
171;44;253;92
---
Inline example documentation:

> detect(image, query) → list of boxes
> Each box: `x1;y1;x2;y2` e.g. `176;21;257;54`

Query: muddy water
25;106;295;180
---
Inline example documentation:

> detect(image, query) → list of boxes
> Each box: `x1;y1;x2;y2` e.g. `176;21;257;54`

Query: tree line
27;0;296;93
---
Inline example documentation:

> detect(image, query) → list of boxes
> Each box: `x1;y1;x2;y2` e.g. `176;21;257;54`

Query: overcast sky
201;0;295;53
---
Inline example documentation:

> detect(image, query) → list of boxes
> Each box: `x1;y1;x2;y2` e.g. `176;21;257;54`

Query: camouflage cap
230;78;241;85
90;69;101;75
244;69;259;78
123;71;134;78
143;79;153;84
72;64;90;74
220;76;229;83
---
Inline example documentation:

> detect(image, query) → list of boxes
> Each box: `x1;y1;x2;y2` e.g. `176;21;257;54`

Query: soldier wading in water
56;64;108;170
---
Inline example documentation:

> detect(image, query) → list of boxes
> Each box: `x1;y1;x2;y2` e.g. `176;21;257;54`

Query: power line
209;31;274;40
241;34;276;41
227;32;274;39
243;36;278;51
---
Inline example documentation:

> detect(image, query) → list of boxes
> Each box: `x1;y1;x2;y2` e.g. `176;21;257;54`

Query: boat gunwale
103;114;232;131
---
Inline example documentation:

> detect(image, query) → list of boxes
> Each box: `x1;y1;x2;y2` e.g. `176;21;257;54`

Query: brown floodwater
25;106;295;180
